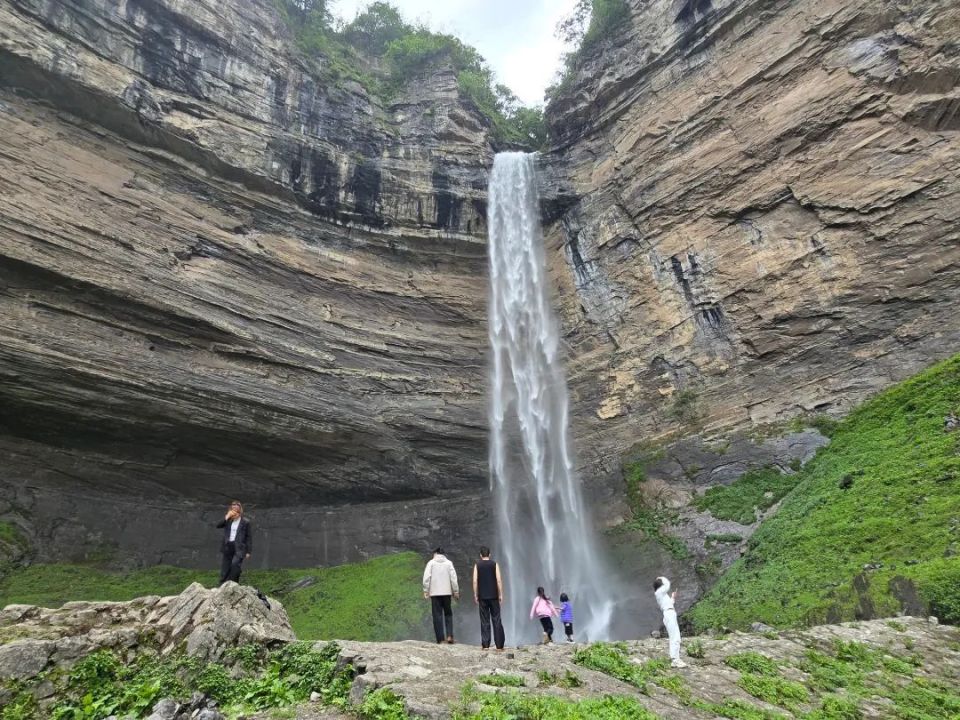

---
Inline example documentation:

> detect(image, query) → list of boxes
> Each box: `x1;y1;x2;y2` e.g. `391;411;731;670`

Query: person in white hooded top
654;576;688;668
423;547;460;643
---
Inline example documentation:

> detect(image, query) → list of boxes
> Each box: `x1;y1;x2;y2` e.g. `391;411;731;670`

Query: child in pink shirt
529;586;560;644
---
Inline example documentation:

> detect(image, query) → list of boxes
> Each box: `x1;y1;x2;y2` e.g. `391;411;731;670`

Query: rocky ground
2;585;958;719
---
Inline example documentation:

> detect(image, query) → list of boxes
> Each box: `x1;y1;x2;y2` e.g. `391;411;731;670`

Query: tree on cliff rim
549;0;632;100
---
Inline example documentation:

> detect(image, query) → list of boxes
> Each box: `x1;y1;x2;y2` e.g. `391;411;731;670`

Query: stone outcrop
332;616;958;719
0;0;493;565
3;584;957;719
0;582;294;681
541;0;960;505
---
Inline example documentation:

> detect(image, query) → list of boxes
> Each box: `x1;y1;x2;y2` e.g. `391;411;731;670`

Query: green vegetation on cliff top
275;0;547;148
689;354;960;631
0;552;427;642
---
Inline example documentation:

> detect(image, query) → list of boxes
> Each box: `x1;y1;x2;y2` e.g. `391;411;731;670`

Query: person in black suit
216;500;252;585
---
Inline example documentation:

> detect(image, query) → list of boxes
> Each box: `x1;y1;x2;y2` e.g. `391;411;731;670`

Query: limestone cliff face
0;0;492;564
2;0;959;571
542;0;960;504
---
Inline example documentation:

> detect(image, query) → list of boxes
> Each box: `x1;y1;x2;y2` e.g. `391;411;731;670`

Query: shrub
912;559;960;624
724;652;780;676
476;673;525;687
737;673;809;709
573;643;669;693
454;686;658;720
685;639;706;659
357;688;410;720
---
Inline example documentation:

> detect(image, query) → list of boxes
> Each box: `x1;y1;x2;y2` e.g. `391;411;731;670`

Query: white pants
663;608;681;660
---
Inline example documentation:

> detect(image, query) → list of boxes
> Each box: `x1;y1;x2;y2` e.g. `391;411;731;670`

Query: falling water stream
487;152;614;643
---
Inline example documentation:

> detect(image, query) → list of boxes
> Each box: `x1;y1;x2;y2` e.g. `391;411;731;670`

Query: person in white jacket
423;547;460;643
654;576;688;668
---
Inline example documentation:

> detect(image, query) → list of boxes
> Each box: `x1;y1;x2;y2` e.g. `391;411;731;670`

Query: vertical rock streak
487;153;613;642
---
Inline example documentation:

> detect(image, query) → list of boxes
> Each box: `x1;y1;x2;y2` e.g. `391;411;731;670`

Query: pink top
530;596;560;619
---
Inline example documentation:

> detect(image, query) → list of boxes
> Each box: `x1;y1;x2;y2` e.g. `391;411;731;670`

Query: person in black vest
472;546;505;650
216;500;252;586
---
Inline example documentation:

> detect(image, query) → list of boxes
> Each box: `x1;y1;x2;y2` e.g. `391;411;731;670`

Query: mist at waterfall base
486;152;642;644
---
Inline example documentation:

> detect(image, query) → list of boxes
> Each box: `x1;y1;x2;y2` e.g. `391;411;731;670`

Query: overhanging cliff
0;0;493;565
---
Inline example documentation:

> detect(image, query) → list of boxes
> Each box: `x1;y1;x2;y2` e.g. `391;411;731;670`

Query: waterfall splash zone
487;152;615;644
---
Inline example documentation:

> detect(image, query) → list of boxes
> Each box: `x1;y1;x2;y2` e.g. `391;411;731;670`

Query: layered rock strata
542;0;960;501
0;0;493;563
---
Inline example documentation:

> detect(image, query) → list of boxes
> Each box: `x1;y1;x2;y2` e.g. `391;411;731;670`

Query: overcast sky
332;0;581;106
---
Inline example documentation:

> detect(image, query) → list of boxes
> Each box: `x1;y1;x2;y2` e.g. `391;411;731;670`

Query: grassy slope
0;552;428;642
689;354;960;631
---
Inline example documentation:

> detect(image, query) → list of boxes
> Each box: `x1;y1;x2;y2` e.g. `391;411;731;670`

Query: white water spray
487;152;614;644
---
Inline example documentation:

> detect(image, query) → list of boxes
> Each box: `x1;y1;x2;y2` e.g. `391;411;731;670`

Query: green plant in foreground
0;684;38;720
738;672;809;709
476;673;524;687
802;694;862;720
357;687;410;720
573;643;668;694
44;642;353;719
685;638;706;658
724;651;780;676
691;697;787;719
453;684;657;720
536;669;583;688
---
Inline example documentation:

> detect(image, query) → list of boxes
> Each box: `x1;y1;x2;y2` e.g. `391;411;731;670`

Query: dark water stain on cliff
675;0;712;24
432;169;462;230
306;149;340;217
674;0;718;55
125;0;221;99
271;74;289;125
350;159;383;226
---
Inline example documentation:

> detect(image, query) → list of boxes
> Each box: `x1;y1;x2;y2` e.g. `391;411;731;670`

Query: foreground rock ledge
3;585;959;719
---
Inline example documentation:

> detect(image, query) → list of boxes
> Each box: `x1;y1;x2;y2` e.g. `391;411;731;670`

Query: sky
332;0;581;106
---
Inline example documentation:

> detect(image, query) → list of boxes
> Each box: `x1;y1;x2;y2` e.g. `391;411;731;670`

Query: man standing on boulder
423;547;459;643
216;500;252;586
473;546;505;650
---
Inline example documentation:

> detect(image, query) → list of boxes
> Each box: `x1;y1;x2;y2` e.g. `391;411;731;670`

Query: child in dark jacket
559;592;574;642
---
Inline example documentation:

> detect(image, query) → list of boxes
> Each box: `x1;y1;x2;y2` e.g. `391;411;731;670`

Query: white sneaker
671;659;689;668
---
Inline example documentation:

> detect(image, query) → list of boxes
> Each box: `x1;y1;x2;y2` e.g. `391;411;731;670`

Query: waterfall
487;152;614;644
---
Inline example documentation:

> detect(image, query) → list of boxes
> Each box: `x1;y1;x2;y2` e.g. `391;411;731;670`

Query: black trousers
219;541;243;585
539;616;554;640
431;595;454;642
478;598;505;649
564;622;574;638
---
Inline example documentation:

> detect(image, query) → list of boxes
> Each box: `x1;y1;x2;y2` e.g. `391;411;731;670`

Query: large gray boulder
0;582;295;681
